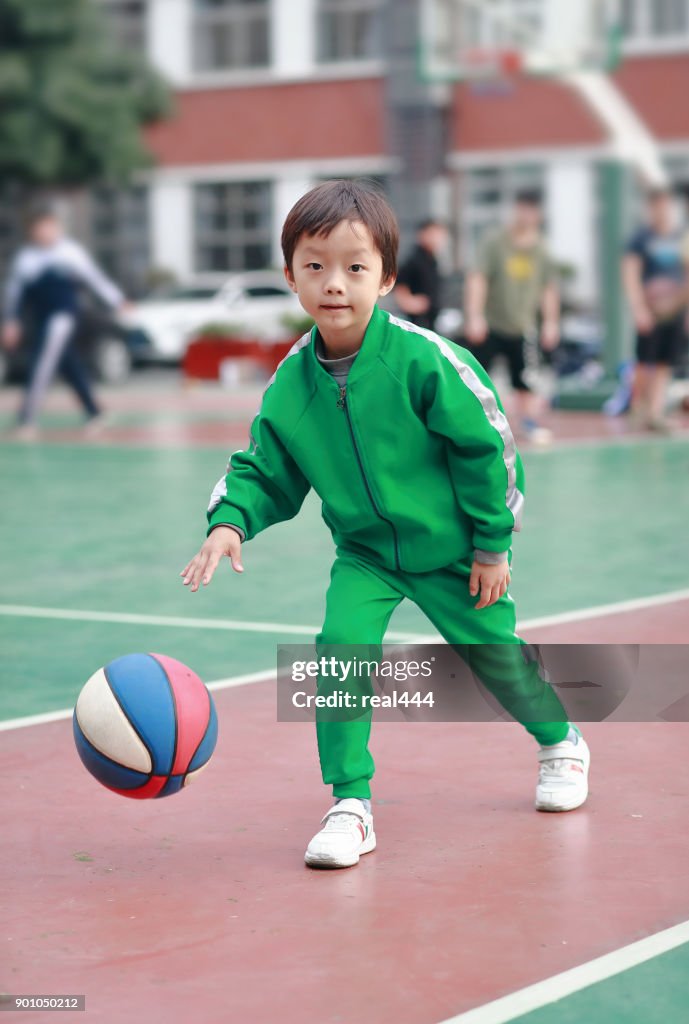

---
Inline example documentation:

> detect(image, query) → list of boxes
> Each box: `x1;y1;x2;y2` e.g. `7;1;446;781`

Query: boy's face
285;219;395;345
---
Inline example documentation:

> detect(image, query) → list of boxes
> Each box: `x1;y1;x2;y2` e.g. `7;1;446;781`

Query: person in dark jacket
394;218;448;330
1;204;127;440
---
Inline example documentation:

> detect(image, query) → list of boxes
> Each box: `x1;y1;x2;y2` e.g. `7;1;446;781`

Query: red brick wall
614;54;689;141
145;77;386;165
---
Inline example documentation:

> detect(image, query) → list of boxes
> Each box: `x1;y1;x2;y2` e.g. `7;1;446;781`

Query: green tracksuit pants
315;550;569;800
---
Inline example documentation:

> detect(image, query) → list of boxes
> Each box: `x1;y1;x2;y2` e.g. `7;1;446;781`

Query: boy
181;180;590;870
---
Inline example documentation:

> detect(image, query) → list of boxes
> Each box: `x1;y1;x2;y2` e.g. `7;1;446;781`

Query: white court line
2;586;689;641
515;587;689;631
2;586;688;733
436;919;689;1024
0;604;430;643
0;668;277;732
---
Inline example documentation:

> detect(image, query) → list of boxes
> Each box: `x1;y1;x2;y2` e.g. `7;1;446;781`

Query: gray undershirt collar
315;332;359;386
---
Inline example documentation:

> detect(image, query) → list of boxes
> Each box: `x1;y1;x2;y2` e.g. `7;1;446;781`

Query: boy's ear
284;264;298;293
378;274;396;298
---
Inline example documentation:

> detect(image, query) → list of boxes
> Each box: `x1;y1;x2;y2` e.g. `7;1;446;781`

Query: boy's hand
180;526;243;592
469;559;511;610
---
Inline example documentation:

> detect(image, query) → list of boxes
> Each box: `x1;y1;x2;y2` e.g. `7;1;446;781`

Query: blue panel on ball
158;775;185;798
73;715;149;791
188;695;218;772
104;653;176;776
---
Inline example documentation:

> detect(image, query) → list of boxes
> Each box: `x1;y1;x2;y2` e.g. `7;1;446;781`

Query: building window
619;0;689;38
317;0;383;63
194;181;272;272
99;0;148;52
650;0;688;34
89;186;151;297
459;164;545;266
192;0;270;72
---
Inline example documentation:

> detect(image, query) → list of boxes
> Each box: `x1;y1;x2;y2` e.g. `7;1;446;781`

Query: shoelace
322;812;363;833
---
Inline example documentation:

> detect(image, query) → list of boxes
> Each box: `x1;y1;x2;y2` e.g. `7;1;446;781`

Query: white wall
148;0;191;85
150;179;193;279
546;160;597;306
271;0;316;78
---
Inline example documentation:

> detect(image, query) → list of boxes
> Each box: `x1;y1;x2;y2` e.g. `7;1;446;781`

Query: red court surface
4;690;689;1023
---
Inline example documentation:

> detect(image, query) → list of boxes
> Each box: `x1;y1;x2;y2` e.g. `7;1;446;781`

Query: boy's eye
350;264;365;273
307;262;322;271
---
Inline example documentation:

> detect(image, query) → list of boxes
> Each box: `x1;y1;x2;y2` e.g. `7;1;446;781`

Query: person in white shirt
1;203;127;439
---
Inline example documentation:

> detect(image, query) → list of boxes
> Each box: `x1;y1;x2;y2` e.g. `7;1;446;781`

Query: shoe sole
535;787;588;812
304;831;376;869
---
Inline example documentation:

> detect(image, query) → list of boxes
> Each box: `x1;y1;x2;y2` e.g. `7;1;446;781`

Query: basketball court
3;0;689;1019
2;375;689;1022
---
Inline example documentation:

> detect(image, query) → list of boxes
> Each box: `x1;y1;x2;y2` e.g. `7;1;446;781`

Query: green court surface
1;436;689;721
506;941;689;1024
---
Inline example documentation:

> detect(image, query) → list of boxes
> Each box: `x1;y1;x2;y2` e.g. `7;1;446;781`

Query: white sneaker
536;734;590;812
304;798;376;869
521;418;553;446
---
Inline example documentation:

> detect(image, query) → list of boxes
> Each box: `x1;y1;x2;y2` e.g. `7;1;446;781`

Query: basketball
73;653;218;799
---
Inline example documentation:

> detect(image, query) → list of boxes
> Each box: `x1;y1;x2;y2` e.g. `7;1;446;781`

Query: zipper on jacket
337;385;401;570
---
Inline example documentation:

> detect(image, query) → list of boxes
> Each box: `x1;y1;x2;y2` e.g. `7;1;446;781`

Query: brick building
6;0;689;309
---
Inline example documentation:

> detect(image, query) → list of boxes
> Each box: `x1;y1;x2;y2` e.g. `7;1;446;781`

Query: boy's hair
281;179;399;281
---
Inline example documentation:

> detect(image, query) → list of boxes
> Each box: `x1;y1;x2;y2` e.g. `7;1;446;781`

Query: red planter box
183;335;298;380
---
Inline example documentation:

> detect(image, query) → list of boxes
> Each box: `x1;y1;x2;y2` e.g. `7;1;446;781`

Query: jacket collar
308;304;387;385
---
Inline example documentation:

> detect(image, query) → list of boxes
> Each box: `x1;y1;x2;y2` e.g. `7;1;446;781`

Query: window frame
191;0;271;73
193;180;274;274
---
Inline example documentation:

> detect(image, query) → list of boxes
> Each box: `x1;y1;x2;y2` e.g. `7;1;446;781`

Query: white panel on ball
75;669;152;774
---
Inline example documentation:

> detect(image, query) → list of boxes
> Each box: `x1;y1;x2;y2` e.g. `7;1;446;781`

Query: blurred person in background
1;203;127;440
622;187;688;433
394;219;448;330
464;189;560;445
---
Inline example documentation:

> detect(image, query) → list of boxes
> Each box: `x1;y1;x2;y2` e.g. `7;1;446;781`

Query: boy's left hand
469;559;511;609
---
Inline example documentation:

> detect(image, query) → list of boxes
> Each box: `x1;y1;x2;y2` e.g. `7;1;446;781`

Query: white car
120;270;303;361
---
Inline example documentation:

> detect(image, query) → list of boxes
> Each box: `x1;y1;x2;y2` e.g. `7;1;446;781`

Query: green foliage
280;311;315;335
193;322;248;339
0;0;171;187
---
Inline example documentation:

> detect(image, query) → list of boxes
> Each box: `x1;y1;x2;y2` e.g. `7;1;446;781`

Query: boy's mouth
320;304;351;311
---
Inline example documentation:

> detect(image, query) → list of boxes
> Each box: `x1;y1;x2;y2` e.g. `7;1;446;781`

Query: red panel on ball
106;775;168;799
152;653;211;775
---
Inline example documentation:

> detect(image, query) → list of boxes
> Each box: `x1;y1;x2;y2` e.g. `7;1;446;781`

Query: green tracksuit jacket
207;304;525;573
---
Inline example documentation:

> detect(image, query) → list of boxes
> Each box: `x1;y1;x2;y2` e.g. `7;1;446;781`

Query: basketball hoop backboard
419;0;621;82
418;0;667;186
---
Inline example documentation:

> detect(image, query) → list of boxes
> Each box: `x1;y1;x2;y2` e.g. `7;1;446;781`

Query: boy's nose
324;276;345;294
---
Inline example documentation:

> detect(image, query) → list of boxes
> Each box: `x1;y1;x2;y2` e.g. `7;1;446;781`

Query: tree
0;0;171;190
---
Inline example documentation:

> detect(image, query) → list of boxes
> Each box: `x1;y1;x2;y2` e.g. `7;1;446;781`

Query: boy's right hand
180;526;244;592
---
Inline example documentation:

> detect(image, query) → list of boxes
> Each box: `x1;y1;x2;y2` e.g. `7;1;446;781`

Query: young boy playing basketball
181;180;590;869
